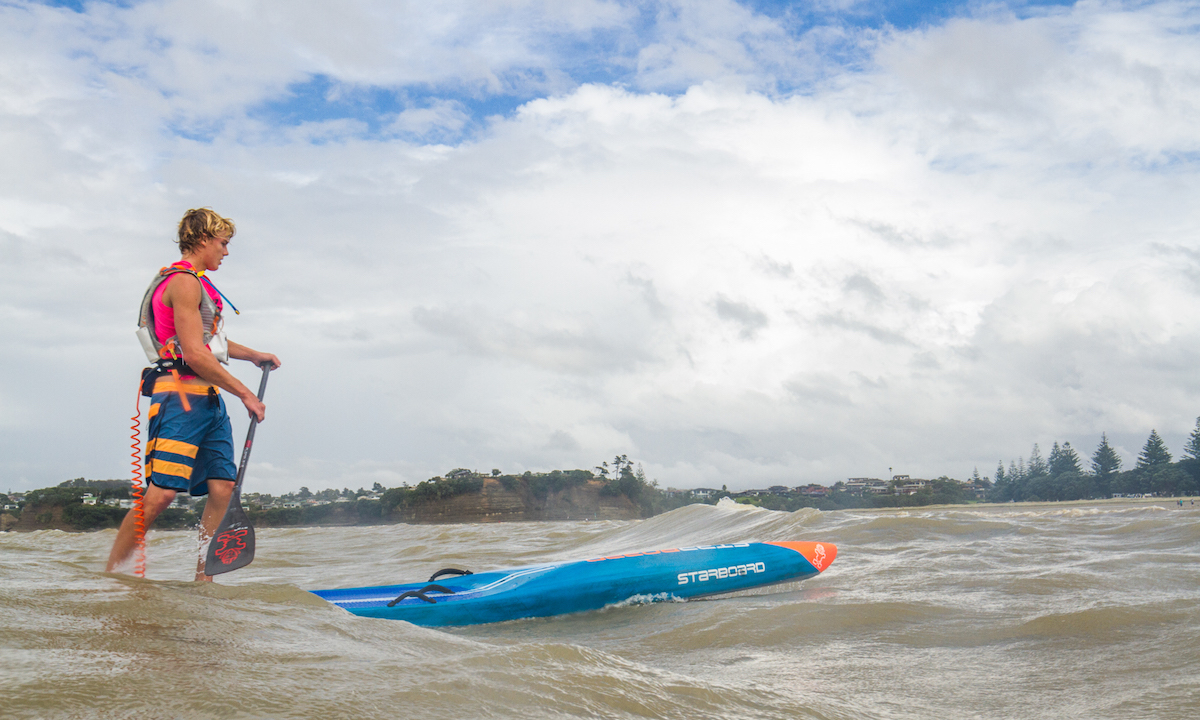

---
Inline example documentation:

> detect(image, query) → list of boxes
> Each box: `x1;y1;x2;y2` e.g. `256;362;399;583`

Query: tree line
8;429;1199;533
2;459;667;531
987;422;1200;502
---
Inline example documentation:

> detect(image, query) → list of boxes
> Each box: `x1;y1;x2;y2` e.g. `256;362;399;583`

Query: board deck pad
312;541;837;627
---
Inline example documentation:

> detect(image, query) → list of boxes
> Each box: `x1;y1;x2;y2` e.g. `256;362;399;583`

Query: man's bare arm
228;340;281;371
167;276;271;421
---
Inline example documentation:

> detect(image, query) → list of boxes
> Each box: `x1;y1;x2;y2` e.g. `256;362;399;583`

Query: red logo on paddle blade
214;528;249;565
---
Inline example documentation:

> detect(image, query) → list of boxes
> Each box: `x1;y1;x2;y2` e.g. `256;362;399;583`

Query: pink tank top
151;261;223;345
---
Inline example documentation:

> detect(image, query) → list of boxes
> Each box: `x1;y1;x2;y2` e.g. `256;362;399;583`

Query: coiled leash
128;385;147;578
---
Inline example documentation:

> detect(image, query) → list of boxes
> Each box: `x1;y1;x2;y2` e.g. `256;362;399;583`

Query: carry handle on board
204;363;271;576
429;568;473;582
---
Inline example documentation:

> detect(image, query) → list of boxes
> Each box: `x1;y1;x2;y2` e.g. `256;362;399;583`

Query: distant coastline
0;472;646;533
837;494;1197;513
3;462;1195;533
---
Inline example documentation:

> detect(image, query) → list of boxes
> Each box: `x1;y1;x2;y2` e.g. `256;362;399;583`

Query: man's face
197;234;231;271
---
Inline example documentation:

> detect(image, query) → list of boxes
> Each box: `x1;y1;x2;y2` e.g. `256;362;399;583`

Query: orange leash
129;382;147;578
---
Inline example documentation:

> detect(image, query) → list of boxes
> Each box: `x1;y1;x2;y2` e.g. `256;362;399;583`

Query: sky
2;0;1199;495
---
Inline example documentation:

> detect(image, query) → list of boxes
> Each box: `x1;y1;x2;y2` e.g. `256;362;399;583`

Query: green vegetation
62;503;125;529
681;476;974;512
10;424;1200;533
15;479;198;531
594;456;661;516
20;482;128;531
381;467;613;513
244;498;384;527
988;427;1200;502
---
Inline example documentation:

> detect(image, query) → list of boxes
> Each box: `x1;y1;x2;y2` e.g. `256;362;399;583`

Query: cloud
2;0;1200;493
411;302;654;374
713;295;769;339
634;0;795;90
862;2;1200;167
841;272;884;303
386;100;471;142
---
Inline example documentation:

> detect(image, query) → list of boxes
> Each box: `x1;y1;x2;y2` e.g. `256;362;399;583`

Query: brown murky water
2;499;1197;719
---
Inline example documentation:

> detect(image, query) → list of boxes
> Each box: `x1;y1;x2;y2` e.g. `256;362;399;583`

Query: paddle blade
204;502;256;576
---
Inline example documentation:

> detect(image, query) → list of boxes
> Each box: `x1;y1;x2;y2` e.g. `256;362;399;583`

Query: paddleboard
311;540;836;627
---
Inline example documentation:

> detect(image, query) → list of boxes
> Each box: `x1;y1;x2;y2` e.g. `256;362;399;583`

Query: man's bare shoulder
161;270;202;310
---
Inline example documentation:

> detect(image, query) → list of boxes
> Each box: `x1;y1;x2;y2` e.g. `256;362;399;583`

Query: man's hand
225;344;280;421
253;352;282;371
241;393;266;423
242;352;278;420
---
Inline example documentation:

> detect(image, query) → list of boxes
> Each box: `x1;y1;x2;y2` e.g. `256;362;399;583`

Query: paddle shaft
204;364;270;576
231;364;271;500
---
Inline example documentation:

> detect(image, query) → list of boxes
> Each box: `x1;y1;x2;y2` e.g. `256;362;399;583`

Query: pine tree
988;461;1011;502
1091;433;1121;477
1049;441;1082;476
1064;441;1081;471
1048;442;1062;475
1183;417;1200;461
1137;430;1172;469
1027;444;1048;477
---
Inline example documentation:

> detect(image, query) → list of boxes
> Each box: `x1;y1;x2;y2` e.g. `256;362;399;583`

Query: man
106;208;281;581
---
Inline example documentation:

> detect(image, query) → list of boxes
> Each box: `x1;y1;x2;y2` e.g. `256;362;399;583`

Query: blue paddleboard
311;540;837;627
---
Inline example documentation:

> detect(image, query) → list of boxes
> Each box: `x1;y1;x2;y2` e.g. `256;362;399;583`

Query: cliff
393;478;639;523
5;476;648;532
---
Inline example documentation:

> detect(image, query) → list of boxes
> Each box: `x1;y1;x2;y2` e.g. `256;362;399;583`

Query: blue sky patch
250;76;405;135
187;0;1085;144
743;0;1078;30
39;0;137;11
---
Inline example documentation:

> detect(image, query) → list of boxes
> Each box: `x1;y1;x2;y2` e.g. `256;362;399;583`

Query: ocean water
1;498;1197;719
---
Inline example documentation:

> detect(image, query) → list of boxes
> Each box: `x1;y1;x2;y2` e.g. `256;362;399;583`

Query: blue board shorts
145;378;236;496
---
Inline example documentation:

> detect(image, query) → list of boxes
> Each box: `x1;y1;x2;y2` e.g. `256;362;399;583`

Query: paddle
204;363;271;576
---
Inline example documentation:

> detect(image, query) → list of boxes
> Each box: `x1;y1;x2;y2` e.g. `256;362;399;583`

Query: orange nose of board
765;541;838;572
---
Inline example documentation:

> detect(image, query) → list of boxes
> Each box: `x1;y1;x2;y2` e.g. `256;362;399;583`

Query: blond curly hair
177;208;236;254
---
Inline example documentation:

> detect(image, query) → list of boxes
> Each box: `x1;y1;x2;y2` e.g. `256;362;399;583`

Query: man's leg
105;483;178;572
195;478;235;581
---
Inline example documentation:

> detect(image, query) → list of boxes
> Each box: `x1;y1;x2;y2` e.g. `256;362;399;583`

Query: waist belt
151;378;219;395
140;359;215;398
150;357;196;376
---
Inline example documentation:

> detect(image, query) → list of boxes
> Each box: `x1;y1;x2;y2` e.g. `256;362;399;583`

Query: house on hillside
845;478;890;496
895;477;928;495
